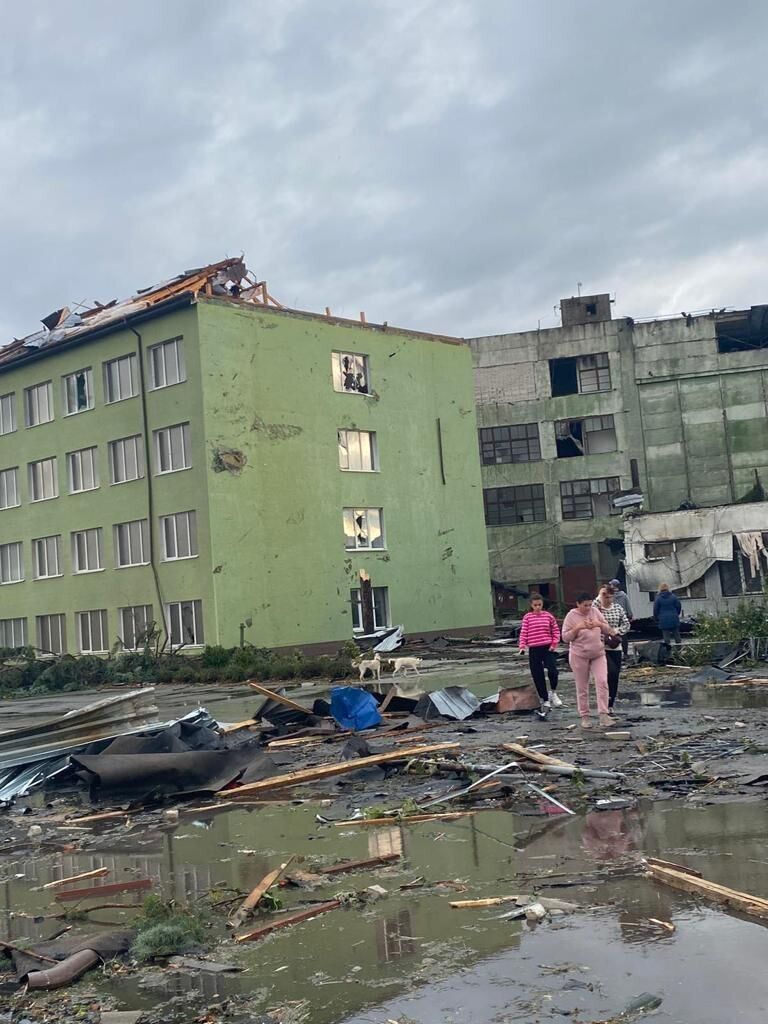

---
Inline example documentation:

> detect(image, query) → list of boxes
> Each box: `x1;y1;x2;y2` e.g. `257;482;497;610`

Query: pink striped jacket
518;610;560;650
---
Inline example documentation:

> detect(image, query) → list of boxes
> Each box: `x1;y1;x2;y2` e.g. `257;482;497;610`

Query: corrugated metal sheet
414;686;481;721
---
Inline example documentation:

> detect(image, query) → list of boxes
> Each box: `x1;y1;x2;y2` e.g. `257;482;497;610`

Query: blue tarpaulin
330;687;383;731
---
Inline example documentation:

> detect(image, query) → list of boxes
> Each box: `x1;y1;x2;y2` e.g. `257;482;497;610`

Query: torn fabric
736;531;767;577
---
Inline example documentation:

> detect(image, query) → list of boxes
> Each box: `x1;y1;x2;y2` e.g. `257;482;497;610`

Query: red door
559;564;598;605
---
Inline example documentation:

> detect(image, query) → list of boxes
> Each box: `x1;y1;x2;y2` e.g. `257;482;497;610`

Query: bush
687;595;768;663
132;895;208;961
201;645;232;668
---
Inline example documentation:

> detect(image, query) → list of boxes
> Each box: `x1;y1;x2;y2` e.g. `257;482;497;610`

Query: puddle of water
625;682;768;710
3;799;768;1022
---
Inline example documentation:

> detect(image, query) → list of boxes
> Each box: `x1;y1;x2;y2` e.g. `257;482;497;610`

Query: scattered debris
235;900;341;943
646;856;768;920
229;857;295;929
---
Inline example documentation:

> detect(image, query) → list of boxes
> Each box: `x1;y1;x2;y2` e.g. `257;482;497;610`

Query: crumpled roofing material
413;686;481;721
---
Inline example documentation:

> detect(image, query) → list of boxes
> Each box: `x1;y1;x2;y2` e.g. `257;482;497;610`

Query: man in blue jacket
653;583;682;650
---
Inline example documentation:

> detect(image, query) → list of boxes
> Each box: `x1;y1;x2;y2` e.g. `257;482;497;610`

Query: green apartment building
0;258;492;655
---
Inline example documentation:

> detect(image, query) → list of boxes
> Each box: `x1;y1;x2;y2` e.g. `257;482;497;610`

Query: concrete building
470;296;768;614
0;257;492;655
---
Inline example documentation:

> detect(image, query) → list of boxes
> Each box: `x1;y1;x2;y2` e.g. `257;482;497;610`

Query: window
555;415;617;458
28;457;58;501
119;605;154;650
332;351;369;394
148;337;186;389
108;435;144;484
563;543;593;566
165;600;204;647
67;447;99;493
549;352;611;397
0;618;27;648
104;353;138;403
161;511;197;560
479;423;541;465
0;393;16;435
76;610;108;653
644;541;674;561
716;313;768;354
62;368;93;415
343;508;385;550
719;539;768;596
0;467;19;509
154;422;191;473
0;542;23;584
560;476;621;520
350;586;390;631
338;430;378;472
24;381;54;426
36;613;66;655
483;485;546;526
115;519;149;567
32;535;61;579
72;528;103;573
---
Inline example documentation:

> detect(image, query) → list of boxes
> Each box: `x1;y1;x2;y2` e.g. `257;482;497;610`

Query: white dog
357;652;381;681
392;656;422;677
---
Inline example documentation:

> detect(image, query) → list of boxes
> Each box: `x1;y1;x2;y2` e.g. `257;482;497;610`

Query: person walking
518;594;562;718
609;578;633;656
653;582;682;651
562;592;619;729
594;586;631;712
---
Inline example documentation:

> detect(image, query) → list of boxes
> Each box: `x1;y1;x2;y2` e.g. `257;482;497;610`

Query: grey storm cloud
1;0;768;343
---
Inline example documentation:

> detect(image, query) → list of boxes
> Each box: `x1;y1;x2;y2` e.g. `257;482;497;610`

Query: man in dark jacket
653;583;682;649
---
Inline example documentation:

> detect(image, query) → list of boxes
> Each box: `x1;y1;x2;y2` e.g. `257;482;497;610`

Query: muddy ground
1;651;768;1023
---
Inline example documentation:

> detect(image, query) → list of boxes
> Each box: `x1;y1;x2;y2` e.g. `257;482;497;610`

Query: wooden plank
502;743;573;768
43;868;110;890
645;856;703;878
316;852;400;875
450;895;523;909
647;863;768;919
216;742;460;797
249;681;311;715
235;900;341;943
54;879;153;902
333;810;475;828
219;719;259;734
65;809;131;825
266;735;327;750
228;857;295;929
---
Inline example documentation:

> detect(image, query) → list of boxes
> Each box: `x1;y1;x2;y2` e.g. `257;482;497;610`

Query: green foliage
685;595;768;663
132;895;208;961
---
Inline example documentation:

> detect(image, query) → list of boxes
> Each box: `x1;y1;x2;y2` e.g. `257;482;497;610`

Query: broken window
718;540;767;596
103;354;138;403
716;309;768;353
119;605;154;650
350;586;389;631
338;429;378;471
332;351;369;394
76;610;108;654
560;476;621;520
554;414;617;458
36;613;66;655
0;393;16;435
67;447;99;493
478;423;541;465
343;508;385;550
24;381;53;426
154;422;191;473
483;485;546;525
644;541;674;560
109;435;144;484
63;368;93;414
71;528;103;573
549;352;611;397
165;600;204;647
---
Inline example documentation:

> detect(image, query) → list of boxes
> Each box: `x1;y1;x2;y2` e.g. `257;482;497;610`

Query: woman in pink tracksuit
561;591;619;729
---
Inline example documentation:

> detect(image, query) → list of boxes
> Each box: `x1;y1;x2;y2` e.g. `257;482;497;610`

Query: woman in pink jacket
561;592;619;729
518;593;562;719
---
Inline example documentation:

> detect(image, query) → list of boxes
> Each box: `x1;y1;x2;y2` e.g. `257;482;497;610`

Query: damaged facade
0;257;492;654
470;295;768;613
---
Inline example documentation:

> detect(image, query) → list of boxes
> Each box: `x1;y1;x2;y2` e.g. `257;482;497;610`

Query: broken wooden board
228;856;295;929
333;810;476;828
43;867;110;890
217;742;460;797
450;895;523;909
502;743;573;768
316;852;400;875
646;861;768;920
235;900;341;943
248;681;311;715
54;879;153;902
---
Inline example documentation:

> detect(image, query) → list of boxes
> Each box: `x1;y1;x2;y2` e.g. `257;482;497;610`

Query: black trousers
528;645;559;702
606;650;622;708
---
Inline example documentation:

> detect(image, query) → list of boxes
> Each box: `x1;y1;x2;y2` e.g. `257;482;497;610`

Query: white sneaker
549;692;563;708
541;700;551;710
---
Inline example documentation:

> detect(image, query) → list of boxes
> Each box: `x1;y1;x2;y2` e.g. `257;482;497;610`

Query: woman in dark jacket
653;583;682;649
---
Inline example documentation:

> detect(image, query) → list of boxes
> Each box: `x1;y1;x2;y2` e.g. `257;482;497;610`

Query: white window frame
76;609;109;654
343;507;386;550
0;393;16;435
104;353;138;404
154;422;191;474
332;351;370;394
67;447;99;494
165;600;204;647
0;617;27;647
32;535;62;579
0;542;24;584
148;337;186;390
0;467;19;510
36;613;67;655
118;605;154;650
108;435;145;484
350;586;390;632
24;381;54;427
160;510;198;560
114;519;149;567
28;457;58;502
338;429;378;472
62;368;94;415
71;528;103;573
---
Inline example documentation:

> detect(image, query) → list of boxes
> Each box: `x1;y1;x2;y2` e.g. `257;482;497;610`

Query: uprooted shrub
131;895;209;961
685;595;768;664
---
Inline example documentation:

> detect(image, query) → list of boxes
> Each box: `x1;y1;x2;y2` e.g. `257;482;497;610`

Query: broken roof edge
199;294;465;347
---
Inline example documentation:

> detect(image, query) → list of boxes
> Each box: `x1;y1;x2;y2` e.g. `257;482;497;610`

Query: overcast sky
2;1;767;342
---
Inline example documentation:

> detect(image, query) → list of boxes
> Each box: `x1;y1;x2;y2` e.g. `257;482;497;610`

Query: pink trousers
568;651;609;717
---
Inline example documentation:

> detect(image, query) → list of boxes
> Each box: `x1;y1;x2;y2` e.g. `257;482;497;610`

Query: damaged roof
0;255;462;373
